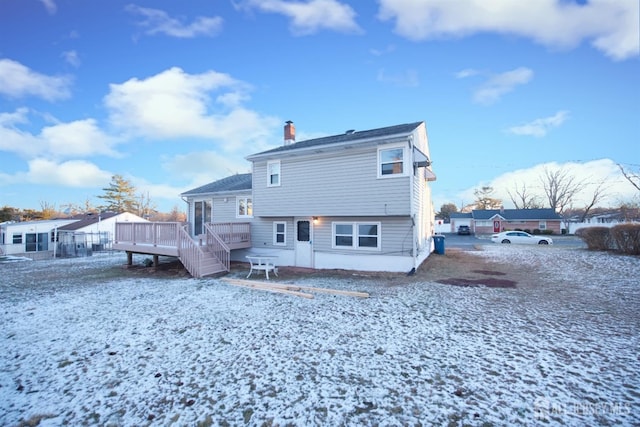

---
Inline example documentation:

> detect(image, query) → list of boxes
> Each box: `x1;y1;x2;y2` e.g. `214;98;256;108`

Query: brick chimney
284;120;295;145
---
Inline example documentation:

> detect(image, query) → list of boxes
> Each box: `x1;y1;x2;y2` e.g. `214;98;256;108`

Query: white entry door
294;218;313;268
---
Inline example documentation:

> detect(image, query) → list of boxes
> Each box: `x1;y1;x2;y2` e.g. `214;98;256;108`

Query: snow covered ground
1;247;638;426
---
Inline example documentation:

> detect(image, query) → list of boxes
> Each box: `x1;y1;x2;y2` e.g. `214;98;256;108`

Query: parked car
491;231;553;245
457;225;471;235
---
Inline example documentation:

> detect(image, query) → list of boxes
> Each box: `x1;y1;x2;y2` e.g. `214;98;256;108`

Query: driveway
439;233;586;250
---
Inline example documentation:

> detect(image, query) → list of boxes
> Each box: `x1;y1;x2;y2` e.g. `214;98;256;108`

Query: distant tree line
1;175;186;222
436;165;640;222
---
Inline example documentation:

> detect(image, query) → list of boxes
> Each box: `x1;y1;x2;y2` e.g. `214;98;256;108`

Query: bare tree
137;191;157;219
39;201;58;219
507;182;543;209
473;186;503;210
579;181;610;222
618;163;640;192
540;167;585;214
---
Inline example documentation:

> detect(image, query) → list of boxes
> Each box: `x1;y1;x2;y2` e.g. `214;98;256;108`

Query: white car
491;231;553;245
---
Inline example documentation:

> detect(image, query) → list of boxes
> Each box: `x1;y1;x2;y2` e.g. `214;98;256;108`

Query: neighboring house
176;121;437;274
57;212;148;257
452;208;562;235
0;212;147;260
566;209;640;234
449;212;473;233
0;219;77;260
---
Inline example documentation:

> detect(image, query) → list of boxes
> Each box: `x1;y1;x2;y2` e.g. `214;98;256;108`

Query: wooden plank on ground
222;278;314;299
221;278;369;298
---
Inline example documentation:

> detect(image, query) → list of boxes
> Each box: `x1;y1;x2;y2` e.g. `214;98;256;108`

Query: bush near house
577;224;640;255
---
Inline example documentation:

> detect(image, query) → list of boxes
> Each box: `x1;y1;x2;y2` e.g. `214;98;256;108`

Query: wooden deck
113;222;251;277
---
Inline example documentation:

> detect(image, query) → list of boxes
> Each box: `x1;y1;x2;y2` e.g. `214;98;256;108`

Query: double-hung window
267;160;281;187
332;222;381;251
237;197;253;218
12;233;22;244
378;145;405;177
273;221;286;245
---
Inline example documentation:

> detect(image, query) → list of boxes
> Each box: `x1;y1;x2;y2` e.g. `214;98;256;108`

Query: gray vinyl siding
252;145;411;217
186;191;251;226
248;217;294;249
211;192;251;223
314;216;414;257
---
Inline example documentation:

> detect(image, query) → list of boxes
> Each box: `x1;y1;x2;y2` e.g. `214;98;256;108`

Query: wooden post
153;254;159;267
126;251;133;266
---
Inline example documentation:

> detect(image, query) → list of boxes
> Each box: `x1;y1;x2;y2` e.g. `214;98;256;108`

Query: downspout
408;135;418;273
53;226;57;258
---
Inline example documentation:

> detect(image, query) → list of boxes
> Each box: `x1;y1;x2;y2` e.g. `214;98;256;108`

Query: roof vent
345;129;355;134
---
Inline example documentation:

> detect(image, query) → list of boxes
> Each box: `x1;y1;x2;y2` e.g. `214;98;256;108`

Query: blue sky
1;0;638;214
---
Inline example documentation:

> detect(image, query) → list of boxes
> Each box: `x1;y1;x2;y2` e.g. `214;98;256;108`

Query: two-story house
114;121;437;276
182;121;437;273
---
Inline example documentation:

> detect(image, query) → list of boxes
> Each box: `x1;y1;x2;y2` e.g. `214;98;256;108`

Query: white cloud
39;0;57;14
125;4;223;38
507;111;569;137
473;67;533;105
0;59;72;101
61;50;81;67
455;68;480;79
239;0;362;35
26;159;112;187
369;44;396;56
164;151;250;183
0;110;118;159
377;0;639;61
456;159;636;209
0;107;30;127
104;67;279;148
377;68;419;87
40;119;120;158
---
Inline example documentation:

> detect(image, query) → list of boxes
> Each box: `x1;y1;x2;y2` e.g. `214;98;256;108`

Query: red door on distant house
493;221;501;232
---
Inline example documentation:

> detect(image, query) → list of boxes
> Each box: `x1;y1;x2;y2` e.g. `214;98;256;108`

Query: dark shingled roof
181;173;252;196
472;209;561;220
450;212;473;219
57;212;120;231
247;121;423;159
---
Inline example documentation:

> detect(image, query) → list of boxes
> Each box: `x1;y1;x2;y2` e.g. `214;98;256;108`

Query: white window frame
539;221;547;230
273;221;286;246
377;144;407;178
332;222;381;251
236;197;253;218
267;160;281;187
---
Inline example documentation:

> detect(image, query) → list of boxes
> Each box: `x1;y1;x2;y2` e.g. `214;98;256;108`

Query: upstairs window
237;197;253;218
267;160;281;187
378;146;405;177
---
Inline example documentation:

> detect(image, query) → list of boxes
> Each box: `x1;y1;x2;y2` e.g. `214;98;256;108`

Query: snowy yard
1;246;639;426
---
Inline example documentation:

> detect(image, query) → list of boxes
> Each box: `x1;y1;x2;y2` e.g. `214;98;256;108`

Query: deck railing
114;221;248;277
209;222;250;245
115;222;182;247
177;224;204;278
205;223;230;272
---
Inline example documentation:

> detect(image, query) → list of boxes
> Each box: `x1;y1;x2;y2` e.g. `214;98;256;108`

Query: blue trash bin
433;235;445;255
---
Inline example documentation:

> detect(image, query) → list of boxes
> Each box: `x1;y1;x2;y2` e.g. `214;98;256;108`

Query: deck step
179;250;229;278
